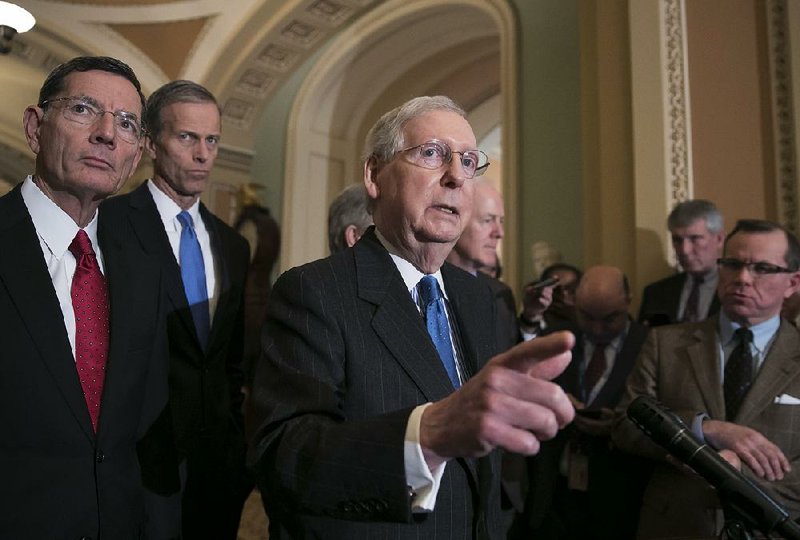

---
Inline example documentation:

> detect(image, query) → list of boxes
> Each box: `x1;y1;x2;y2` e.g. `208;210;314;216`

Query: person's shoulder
643;272;686;292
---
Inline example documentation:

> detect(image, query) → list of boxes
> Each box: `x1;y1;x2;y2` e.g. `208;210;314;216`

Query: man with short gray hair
638;199;725;326
328;183;372;254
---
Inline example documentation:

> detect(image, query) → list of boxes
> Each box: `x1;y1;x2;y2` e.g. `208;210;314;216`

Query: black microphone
627;395;800;539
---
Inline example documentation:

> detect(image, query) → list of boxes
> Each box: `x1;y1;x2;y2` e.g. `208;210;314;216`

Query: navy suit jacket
101;182;249;497
0;184;168;538
250;227;503;539
638;272;720;326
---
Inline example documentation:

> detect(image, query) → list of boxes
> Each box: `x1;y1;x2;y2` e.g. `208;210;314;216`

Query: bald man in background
516;266;650;539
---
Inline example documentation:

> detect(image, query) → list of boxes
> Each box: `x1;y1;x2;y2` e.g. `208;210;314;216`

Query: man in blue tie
249;96;575;540
101;80;250;539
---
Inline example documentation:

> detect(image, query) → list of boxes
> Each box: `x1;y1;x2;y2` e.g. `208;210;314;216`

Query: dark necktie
683;275;704;322
418;275;460;388
583;342;608;402
724;328;754;421
177;211;210;349
69;230;109;432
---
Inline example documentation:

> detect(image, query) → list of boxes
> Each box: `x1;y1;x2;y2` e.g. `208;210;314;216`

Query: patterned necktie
69;230;109;432
724;328;754;421
583;342;608;402
683;275;704;322
418;275;460;388
177;211;210;349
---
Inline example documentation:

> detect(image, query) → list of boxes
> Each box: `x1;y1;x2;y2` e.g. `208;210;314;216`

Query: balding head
446;179;505;274
575;266;631;343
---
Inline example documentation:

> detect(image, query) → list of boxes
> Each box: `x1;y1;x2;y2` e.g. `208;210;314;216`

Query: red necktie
69;230;109;432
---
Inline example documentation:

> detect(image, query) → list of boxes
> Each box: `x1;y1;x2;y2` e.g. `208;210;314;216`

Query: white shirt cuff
404;403;447;512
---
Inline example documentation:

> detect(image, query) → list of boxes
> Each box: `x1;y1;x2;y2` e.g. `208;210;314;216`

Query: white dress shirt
374;229;456;512
21;176;105;360
146;179;219;321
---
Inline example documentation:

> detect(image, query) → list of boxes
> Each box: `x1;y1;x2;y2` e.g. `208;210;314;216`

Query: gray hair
328;184;372;254
667;199;724;233
362;96;466;163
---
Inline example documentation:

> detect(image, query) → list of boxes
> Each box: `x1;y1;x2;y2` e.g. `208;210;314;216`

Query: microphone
627;395;800;539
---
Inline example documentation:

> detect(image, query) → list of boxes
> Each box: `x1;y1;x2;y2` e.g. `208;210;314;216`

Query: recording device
530;276;559;290
626;395;800;539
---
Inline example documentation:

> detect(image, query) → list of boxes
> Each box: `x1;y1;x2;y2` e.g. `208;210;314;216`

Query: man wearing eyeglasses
0;56;169;538
249;96;574;539
615;219;800;538
102;80;250;539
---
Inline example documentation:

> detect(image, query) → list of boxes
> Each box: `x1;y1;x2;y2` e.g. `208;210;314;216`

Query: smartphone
530;276;559;290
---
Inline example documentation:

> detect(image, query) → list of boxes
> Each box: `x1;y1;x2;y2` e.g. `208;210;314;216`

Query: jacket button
95;451;104;463
80;536;93;540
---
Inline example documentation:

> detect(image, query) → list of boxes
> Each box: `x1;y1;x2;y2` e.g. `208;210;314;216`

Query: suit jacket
613;317;800;539
249;227;503;539
519;321;650;538
483;275;520;354
638;272;720;326
0;184;168;538
101;183;250;531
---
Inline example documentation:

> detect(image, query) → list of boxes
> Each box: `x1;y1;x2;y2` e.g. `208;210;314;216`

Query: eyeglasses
398;139;489;179
40;96;143;144
717;257;795;276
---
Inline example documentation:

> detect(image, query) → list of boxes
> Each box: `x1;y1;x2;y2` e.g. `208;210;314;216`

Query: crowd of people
3;54;800;540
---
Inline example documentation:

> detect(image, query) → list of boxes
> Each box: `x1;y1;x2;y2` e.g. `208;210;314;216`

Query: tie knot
735;327;754;345
68;229;95;258
418;275;442;307
177;211;194;230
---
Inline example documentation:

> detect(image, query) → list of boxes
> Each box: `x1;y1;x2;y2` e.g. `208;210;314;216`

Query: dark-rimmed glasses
40;96;143;144
398;139;489;178
717;257;795;276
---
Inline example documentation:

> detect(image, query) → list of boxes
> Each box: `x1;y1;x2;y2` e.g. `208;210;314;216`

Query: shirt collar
21;175;99;259
374;228;447;299
147;179;201;232
719;310;780;353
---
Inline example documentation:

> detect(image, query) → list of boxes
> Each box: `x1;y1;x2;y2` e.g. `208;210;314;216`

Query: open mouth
433;204;458;215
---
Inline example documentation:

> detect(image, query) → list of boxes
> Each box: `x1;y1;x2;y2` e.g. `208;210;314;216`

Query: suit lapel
686;318;725;419
200;204;226;350
738;321;800;425
443;263;491;378
0;187;94;440
356;232;457;403
125;184;198;344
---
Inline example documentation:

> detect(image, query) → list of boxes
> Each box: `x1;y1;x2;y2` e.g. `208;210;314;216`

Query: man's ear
786;271;800;299
23;106;44;155
363;156;380;200
144;135;158;160
344;224;362;248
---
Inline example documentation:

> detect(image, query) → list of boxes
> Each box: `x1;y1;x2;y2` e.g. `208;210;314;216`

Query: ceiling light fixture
0;2;35;54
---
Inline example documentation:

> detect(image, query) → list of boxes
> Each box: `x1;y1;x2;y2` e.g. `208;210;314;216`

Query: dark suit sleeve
224;230;249;429
249;262;414;522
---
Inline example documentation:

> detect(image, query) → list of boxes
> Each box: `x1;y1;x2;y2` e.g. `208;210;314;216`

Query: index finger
494;331;575;379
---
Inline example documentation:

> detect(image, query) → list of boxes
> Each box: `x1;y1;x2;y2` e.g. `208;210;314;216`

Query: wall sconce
0;1;35;54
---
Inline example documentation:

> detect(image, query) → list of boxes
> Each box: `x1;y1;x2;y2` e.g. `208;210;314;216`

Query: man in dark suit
0;56;168;538
249;96;575;539
615;219;800;538
638;199;725;326
102;81;250;538
517;266;650;539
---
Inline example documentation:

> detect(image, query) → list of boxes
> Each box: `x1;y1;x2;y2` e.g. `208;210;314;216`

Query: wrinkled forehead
724;230;789;262
62;70;143;116
402;110;477;149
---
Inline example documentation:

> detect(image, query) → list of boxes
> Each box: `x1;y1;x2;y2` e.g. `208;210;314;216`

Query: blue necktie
418;275;460;388
177;211;210;349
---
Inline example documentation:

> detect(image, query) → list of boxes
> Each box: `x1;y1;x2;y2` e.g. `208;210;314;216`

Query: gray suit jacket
249;227;502;539
614;316;800;539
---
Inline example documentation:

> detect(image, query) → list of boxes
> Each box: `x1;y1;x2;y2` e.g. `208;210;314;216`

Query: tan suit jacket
614;316;800;539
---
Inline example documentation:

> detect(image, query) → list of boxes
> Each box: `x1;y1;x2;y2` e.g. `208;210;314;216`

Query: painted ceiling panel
109;17;209;80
